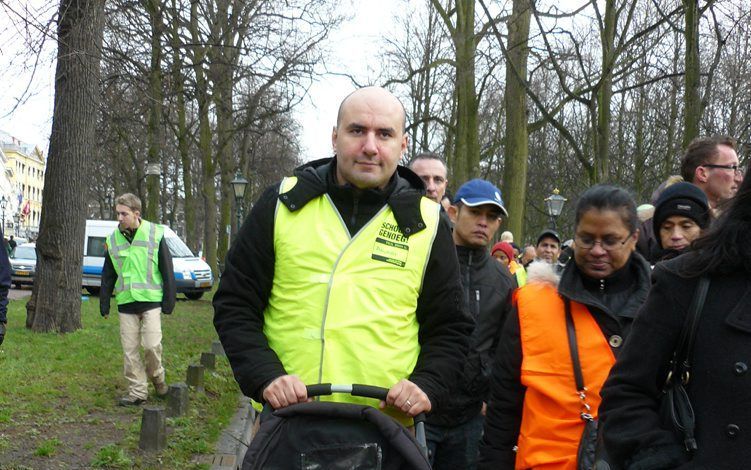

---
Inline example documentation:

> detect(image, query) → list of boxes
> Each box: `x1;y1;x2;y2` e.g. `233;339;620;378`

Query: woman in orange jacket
478;185;652;469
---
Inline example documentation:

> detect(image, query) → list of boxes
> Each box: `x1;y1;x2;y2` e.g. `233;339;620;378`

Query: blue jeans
425;414;484;470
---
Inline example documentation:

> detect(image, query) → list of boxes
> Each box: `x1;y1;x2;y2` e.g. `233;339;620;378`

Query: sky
0;0;583;157
0;1;404;156
0;2;57;149
296;2;405;160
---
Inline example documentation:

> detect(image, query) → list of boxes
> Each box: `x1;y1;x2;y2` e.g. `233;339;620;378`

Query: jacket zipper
350;194;360;232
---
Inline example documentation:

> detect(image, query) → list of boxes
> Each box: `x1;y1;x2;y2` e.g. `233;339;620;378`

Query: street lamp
544;188;567;231
230;171;249;230
105;193;114;219
0;196;7;236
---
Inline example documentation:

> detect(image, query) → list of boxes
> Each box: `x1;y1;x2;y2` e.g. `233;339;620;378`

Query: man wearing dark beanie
651;182;710;261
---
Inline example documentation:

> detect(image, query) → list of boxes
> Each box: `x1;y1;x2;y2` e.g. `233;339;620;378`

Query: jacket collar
557;252;651;318
279;157;430;236
663;253;751;334
725;280;751;334
455;244;490;265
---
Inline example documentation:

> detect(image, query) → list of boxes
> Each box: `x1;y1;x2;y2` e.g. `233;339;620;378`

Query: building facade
0;130;46;238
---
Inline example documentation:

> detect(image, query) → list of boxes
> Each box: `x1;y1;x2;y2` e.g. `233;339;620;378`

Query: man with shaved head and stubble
214;87;471;432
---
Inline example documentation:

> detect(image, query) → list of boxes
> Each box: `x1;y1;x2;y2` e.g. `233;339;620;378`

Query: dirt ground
0;410;201;470
0;411;131;469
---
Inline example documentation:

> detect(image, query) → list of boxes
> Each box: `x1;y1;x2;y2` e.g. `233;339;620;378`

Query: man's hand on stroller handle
263;376;431;417
381;379;432;417
263;375;310;409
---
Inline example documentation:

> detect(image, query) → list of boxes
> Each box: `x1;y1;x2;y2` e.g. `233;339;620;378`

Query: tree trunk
502;0;531;241
453;0;479;183
213;0;237;266
683;0;700;147
144;0;164;221
170;0;196;252
214;62;233;265
665;30;681;177
190;2;217;274
595;0;616;182
634;87;647;197
26;0;105;333
197;73;216;273
432;0;479;184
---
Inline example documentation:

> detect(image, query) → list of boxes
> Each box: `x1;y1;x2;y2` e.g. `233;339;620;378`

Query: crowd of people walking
212;86;748;469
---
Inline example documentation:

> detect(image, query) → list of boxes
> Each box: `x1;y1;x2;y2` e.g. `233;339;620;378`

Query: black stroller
242;383;431;470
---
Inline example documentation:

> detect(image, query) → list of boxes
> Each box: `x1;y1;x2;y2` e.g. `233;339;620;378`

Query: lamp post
230;172;249;232
105;193;114;219
0;196;7;236
544;188;567;231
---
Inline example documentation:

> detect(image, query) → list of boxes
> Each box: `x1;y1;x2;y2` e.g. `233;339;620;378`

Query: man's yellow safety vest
264;176;440;416
106;219;164;305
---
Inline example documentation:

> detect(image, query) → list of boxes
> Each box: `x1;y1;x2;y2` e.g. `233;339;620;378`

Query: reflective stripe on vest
514;283;615;470
106;220;164;304
265;176;439;421
509;260;527;287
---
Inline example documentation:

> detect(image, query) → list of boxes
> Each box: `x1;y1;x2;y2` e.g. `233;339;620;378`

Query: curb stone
211;395;255;470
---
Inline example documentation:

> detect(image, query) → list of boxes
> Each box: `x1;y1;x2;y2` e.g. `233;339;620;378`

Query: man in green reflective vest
214;86;472;422
100;193;175;406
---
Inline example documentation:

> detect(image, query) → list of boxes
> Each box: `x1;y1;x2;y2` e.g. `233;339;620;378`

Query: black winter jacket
0;228;10;324
598;254;751;470
212;158;473;410
478;254;651;469
427;245;514;427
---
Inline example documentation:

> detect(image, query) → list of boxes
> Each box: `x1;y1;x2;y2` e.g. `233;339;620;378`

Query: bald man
214;87;471;423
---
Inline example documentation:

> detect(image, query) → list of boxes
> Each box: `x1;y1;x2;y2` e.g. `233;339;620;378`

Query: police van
83;220;214;300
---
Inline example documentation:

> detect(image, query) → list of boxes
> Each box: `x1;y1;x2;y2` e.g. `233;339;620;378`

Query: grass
91;444;132;468
0;290;241;469
33;438;61;457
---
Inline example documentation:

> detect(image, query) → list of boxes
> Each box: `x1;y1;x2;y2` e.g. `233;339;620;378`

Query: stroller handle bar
306;383;428;426
302;383;429;460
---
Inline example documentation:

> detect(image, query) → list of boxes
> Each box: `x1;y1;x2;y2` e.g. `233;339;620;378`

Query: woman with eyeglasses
597;164;751;469
478;185;651;470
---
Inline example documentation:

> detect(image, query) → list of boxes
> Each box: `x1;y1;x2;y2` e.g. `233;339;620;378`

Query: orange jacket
514;283;615;470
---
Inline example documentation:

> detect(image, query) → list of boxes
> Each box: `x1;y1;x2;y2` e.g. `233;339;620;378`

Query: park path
9;287;32;300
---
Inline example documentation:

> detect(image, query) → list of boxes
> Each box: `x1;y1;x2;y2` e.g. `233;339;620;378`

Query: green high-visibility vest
265;176;439;420
106;219;164;305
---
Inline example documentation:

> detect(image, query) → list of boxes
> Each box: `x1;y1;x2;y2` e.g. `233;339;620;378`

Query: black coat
598;254;751;469
0;229;10;324
426;245;514;427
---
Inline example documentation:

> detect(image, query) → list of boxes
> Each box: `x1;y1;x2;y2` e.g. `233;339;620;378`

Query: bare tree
501;0;532;240
431;0;481;184
27;0;105;333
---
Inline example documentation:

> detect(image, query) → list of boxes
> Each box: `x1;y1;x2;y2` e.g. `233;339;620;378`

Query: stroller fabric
242;401;431;470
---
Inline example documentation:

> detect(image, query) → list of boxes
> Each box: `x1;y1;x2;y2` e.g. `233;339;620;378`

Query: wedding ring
406;400;412;407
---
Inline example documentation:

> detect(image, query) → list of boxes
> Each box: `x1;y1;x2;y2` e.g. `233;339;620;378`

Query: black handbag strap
564;297;593;422
667;276;710;385
564;297;585;392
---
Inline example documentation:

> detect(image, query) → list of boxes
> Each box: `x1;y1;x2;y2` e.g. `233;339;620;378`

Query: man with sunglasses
681;136;743;217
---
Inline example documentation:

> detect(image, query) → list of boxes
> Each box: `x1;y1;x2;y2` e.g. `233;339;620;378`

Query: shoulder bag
659;275;710;453
563;297;598;470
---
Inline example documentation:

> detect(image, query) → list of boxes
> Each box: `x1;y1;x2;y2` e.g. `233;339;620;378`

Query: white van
83;220;214;300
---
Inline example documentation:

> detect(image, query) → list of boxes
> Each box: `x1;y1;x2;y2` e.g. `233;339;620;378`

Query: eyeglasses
701;163;745;176
575;234;631;252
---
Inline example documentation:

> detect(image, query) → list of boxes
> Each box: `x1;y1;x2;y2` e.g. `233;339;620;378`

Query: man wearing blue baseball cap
425;178;514;469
